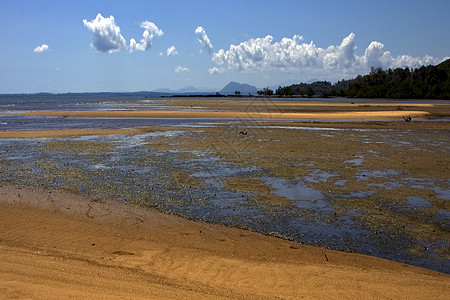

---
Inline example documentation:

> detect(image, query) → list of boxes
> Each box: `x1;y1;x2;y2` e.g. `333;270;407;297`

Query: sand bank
0;185;448;299
12;109;430;120
1;121;448;139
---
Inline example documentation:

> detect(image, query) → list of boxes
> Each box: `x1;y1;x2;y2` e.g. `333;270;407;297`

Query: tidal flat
0;117;449;273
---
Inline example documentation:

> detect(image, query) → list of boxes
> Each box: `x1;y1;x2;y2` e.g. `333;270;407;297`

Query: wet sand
0;128;138;139
1;185;449;299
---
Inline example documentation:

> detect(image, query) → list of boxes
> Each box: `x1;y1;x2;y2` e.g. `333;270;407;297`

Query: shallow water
0;115;254;131
344;155;365;166
262;177;330;211
406;196;434;208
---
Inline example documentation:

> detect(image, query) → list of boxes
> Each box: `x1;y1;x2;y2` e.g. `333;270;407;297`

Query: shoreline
1;184;449;299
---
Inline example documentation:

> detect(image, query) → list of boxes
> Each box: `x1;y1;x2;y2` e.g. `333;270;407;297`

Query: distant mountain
176;86;202;93
152;88;173;93
152;86;216;94
219;81;258;95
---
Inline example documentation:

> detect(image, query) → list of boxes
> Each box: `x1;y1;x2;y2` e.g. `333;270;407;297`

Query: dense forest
269;58;450;99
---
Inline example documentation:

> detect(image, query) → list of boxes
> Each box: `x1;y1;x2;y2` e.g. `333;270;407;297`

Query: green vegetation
289;80;350;97
275;86;294;96
266;59;450;99
346;63;450;99
257;87;274;96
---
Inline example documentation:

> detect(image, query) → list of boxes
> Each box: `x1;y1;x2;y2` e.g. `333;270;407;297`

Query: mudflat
1;98;449;298
1;185;449;299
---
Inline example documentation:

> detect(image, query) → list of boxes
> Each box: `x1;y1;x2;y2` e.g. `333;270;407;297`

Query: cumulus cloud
130;21;164;52
83;13;126;53
175;65;189;73
33;44;49;53
208;67;223;75
212;33;445;76
166;45;178;56
195;26;213;53
360;41;443;69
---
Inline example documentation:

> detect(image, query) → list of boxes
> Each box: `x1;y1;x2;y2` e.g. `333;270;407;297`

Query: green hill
278;59;450;99
437;58;450;75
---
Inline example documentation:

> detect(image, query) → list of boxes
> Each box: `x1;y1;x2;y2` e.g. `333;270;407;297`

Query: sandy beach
1;98;449;298
1;185;449;299
2;0;450;296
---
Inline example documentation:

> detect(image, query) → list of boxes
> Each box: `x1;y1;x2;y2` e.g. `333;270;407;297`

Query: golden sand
1;185;448;299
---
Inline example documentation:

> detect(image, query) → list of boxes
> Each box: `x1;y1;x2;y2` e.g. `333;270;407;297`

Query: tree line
258;58;450;99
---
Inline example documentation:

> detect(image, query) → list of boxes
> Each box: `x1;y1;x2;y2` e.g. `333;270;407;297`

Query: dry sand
1;185;449;299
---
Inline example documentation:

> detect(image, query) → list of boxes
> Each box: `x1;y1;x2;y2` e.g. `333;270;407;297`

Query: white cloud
195;26;213;53
208;67;223;75
83;13;126;53
166;45;178;56
175;65;189;73
212;33;445;76
360;41;444;69
33;44;49;53
129;20;163;52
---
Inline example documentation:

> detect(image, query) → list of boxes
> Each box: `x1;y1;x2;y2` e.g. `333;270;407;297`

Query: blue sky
1;0;449;93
